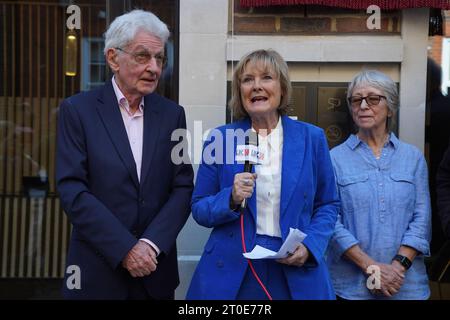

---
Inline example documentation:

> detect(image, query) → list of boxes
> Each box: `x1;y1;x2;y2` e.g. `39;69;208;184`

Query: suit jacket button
217;260;224;268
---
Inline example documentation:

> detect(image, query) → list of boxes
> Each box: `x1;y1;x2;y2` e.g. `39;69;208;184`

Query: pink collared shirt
112;77;144;182
112;77;160;256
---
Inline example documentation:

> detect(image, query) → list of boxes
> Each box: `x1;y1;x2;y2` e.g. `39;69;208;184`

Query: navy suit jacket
186;116;339;300
56;81;193;299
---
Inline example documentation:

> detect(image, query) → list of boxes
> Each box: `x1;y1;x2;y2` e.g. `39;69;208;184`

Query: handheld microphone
238;131;272;300
241;131;258;209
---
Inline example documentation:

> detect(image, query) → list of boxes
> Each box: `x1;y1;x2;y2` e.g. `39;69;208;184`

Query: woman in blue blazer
186;49;339;300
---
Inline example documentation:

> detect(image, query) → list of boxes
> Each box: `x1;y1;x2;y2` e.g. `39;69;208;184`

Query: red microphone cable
240;211;273;300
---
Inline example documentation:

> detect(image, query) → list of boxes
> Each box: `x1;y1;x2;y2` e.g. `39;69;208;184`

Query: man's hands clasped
122;240;158;277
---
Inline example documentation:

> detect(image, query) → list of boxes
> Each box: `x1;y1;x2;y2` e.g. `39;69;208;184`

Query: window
82;38;106;91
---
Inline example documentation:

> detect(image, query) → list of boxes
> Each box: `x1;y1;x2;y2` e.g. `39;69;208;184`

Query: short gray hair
103;9;170;55
229;49;292;120
347;69;399;131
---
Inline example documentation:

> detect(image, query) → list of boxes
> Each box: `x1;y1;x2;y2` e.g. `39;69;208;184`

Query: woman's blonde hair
228;49;292;120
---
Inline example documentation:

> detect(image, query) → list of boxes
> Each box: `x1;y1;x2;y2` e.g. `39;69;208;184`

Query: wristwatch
392;254;412;270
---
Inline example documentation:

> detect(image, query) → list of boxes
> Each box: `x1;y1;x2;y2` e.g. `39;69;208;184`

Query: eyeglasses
115;47;167;67
348;95;386;108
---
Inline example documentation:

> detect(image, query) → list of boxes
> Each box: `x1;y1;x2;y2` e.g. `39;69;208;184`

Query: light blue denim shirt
327;133;431;300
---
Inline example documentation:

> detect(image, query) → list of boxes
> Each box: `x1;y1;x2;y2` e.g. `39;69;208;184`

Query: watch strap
393;254;412;270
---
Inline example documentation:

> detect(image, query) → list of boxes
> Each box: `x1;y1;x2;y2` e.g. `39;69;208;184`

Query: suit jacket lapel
95;81;139;188
140;93;161;185
280;116;305;218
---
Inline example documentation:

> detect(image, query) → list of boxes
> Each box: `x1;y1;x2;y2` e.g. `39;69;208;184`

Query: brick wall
428;11;450;66
429;36;443;65
444;10;450;36
232;3;401;35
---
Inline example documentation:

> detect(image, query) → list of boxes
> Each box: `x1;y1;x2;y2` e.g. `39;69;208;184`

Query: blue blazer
186;116;339;300
56;81;194;299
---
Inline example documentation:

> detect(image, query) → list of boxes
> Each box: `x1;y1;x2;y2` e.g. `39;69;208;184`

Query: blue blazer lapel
95;81;139;188
280;116;305;218
140;93;161;185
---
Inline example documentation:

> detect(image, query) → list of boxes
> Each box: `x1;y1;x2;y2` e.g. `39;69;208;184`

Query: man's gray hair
103;9;170;55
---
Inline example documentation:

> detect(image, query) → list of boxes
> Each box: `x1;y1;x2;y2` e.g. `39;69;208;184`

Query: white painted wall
226;35;403;62
399;8;429;152
176;0;229;299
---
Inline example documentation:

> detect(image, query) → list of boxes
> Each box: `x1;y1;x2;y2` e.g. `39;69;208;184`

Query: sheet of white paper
243;228;307;259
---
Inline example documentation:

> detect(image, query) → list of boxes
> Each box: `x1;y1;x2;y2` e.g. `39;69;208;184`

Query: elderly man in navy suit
56;10;193;299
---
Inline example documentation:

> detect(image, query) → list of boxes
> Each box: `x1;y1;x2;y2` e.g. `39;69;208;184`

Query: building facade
1;0;449;299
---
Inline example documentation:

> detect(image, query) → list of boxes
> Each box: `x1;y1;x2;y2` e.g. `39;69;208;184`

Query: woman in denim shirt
327;70;431;299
